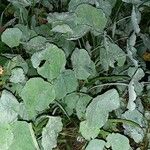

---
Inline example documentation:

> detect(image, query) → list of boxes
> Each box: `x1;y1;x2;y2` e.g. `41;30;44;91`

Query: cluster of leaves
0;0;150;149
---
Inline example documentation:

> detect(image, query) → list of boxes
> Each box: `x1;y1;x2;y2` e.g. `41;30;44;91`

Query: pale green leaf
0;124;14;150
1;28;22;48
100;40;126;71
31;43;66;81
24;36;46;54
64;93;79;116
54;70;78;99
76;94;91;120
20;78;55;119
131;6;141;34
122;109;146;143
52;24;73;34
75;4;107;33
42;116;63;150
106;133;130;150
85;139;106;150
0;90;20;124
9;121;37;150
71;48;96;80
79;121;100;140
10;68;26;83
7;55;28;74
86;89;120;128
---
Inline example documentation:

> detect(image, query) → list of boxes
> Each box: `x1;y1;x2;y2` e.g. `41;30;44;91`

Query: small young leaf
1;28;22;48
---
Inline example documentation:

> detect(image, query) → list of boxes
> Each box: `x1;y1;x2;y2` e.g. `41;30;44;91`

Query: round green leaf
20;78;55;119
31;43;66;81
1;28;22;48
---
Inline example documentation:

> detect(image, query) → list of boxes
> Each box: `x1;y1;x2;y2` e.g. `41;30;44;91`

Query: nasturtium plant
0;0;150;149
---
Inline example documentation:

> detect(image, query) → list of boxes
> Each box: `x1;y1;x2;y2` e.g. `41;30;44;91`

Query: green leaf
0;90;20;123
75;4;107;33
79;121;100;140
7;55;28;74
122;109;145;143
54;70;78;99
100;40;126;71
10;121;38;150
106;133;130;150
52;24;73;34
85;139;106;150
131;6;141;34
64;93;79;116
0;124;14;150
71;48;96;80
76;94;91;120
1;28;22;48
31;43;66;81
24;36;47;54
41;116;63;150
86;89;120;128
64;93;92;118
10;68;26;83
20;78;55;119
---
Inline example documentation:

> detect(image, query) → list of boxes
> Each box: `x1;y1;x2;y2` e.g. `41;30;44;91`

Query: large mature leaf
100;39;126;71
31;43;66;81
122;109;146;143
85;139;106;150
0;90;20;123
20;78;55;119
86;89;120;128
106;133;130;150
1;28;22;48
71;48;96;80
10;68;26;83
0;124;14;150
10;121;38;150
79;121;100;140
75;4;107;33
54;70;78;99
41;116;63;150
